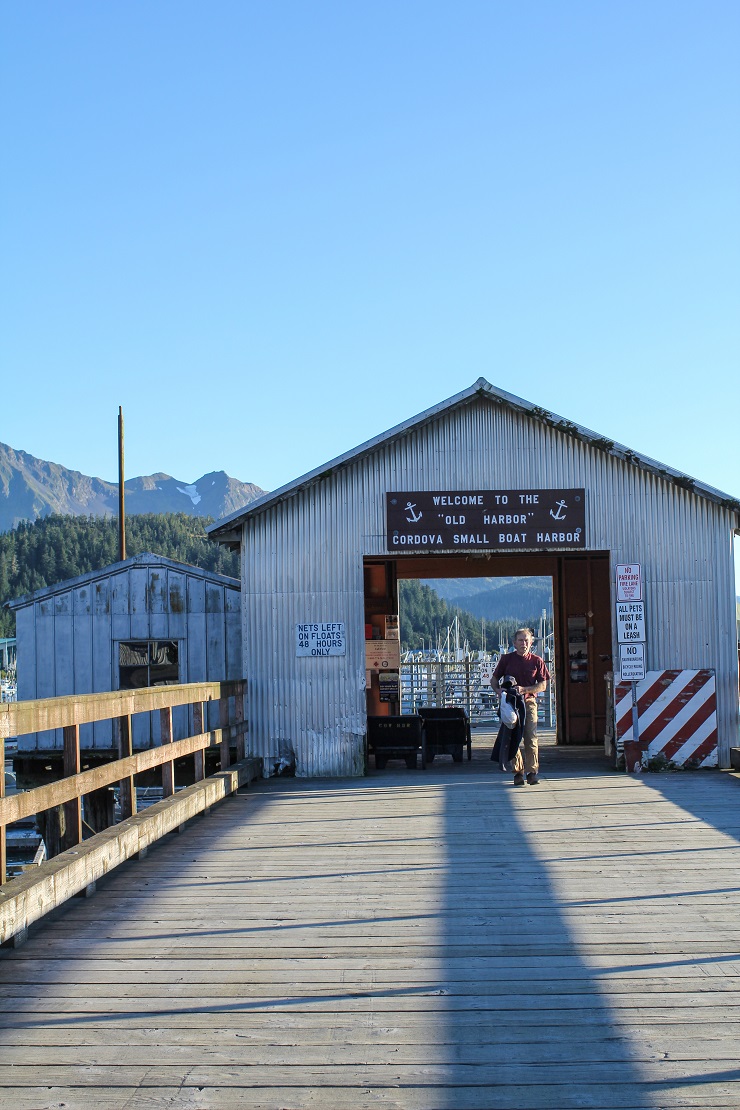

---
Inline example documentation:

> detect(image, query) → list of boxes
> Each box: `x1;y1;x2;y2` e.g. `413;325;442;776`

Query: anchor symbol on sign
550;499;567;520
405;501;423;523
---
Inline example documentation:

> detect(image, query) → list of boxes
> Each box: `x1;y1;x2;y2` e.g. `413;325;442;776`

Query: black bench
367;715;424;770
418;706;472;764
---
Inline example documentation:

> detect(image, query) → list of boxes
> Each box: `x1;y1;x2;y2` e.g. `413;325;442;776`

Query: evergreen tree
0;514;240;637
399;579;540;654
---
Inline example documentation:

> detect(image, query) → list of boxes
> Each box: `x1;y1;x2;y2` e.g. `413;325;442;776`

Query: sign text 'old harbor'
386;489;586;551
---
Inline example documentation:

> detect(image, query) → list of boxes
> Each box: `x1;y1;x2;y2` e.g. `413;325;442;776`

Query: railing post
219;698;230;770
235;684;246;761
160;706;174;798
193;702;205;782
118;714;136;819
85;787;115;834
62;723;82;849
465;659;471;719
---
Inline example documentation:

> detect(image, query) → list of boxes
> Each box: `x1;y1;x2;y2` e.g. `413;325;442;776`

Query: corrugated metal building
209;379;740;776
6;552;241;761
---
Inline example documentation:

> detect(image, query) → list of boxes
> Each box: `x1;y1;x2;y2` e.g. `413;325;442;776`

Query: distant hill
398;579;545;653
426;576;553;623
0;441;265;533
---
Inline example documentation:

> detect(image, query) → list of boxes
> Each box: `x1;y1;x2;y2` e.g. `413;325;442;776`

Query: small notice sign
619;643;645;682
365;639;401;671
616;564;642;602
296;623;346;657
379;671;400;701
616;602;646;643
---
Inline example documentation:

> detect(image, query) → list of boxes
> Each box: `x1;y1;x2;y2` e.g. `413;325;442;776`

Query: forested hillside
427;575;552;622
0;514;239;637
1;515;545;651
399;579;540;654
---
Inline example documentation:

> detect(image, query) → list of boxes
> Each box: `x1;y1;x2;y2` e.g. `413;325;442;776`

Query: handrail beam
0;680;245;739
0;721;248;826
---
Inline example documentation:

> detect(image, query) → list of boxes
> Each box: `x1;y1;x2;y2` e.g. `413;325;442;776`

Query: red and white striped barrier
615;669;717;769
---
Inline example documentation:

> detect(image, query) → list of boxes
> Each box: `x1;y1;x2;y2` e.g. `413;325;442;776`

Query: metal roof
4;551;240;612
207;377;740;544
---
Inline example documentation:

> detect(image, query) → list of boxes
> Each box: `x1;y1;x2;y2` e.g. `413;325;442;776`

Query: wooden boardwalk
2;732;740;1109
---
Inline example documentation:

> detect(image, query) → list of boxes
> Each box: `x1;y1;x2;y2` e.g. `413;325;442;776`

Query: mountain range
0;442;265;533
426;576;553;623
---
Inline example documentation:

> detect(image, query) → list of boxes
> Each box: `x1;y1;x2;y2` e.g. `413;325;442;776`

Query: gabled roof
4;552;239;612
208;377;740;545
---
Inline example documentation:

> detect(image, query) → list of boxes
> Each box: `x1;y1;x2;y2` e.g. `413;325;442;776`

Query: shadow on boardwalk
0;733;738;1108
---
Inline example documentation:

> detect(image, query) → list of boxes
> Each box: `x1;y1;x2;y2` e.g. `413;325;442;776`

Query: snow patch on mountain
177;484;202;506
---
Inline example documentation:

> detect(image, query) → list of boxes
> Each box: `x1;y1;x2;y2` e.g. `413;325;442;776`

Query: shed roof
4;552;240;612
208;377;740;545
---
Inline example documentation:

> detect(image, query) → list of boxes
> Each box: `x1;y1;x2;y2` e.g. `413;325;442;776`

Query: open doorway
398;574;555;732
364;552;612;745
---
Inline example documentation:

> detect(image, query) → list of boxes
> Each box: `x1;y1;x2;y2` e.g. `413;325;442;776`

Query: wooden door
556;553;611;744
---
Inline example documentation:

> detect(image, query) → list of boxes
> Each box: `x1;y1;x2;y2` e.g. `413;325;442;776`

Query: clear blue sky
2;2;738;515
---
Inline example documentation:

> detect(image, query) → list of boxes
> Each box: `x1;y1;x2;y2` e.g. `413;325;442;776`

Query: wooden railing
0;680;261;945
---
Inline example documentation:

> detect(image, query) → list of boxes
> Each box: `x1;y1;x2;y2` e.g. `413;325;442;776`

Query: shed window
119;641;179;689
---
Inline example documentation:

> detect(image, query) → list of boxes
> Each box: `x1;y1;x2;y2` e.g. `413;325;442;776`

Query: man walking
493;628;550;786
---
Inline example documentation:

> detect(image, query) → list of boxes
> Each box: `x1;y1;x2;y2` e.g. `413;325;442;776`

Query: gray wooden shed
6;553;241;763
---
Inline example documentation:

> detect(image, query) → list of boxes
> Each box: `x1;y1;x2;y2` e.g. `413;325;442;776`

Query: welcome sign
386;489;586;552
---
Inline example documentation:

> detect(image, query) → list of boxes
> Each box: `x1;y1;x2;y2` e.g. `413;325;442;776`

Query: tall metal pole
631;679;640;769
118;406;126;562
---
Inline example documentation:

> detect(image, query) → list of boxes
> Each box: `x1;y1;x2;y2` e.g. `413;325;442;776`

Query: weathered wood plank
1;963;739;990
3;984;740;1007
0;1089;736;1110
0;679;245;738
2;1022;739;1047
3;991;740;1014
0;1032;739;1065
1;1058;739;1084
9;938;738;958
1;959;740;985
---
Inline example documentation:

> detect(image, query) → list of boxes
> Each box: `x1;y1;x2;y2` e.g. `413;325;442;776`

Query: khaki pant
512;698;539;776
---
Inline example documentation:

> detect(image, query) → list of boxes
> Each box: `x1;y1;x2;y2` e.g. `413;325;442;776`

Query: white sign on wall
365;639;401;671
619;643;645;682
616;601;646;643
616;564;643;602
296;623;346;657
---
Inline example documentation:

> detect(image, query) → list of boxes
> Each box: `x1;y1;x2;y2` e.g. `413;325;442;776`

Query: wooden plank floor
2;732;740;1109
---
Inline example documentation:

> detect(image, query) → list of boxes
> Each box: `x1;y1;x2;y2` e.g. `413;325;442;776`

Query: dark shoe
513;773;525;786
526;773;540;785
